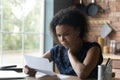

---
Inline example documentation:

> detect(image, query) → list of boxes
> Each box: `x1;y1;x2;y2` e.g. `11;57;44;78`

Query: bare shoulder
84;45;100;66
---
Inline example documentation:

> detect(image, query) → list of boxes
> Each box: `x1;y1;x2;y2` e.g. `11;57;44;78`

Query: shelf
89;20;111;25
103;53;120;60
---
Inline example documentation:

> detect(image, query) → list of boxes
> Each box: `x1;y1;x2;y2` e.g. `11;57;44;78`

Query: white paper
36;73;70;79
57;74;70;79
0;70;27;79
24;55;56;77
35;72;47;78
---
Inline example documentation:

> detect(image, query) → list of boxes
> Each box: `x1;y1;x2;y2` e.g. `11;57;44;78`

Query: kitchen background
73;0;120;40
71;0;120;54
71;0;120;78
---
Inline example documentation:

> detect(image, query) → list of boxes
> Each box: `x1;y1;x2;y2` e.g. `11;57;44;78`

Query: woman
24;7;103;79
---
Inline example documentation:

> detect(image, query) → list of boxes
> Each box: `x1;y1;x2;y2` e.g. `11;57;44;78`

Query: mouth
61;42;69;47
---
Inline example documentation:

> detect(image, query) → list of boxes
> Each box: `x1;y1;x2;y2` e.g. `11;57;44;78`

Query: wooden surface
14;76;120;80
103;53;120;60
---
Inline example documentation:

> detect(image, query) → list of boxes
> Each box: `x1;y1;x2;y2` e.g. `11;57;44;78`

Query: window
0;0;45;65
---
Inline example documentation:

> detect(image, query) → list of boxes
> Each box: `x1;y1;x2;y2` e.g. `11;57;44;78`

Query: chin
63;45;69;49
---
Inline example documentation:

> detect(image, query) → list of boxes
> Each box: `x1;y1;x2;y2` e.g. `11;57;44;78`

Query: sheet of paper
0;70;27;79
57;74;70;79
24;55;56;76
35;72;47;78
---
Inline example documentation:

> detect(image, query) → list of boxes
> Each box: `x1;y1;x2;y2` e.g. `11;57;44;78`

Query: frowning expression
56;25;80;48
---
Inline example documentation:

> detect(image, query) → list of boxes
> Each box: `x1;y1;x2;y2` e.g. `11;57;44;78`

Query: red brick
72;0;120;42
116;6;120;12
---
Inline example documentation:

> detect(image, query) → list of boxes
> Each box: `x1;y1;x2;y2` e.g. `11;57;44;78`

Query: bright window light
0;0;45;66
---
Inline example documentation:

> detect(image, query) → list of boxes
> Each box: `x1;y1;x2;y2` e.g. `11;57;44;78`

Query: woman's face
56;25;80;49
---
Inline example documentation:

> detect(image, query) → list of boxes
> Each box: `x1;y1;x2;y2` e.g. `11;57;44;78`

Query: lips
61;42;69;46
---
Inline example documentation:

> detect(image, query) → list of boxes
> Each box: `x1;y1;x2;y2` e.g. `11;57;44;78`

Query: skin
43;25;100;79
24;24;100;79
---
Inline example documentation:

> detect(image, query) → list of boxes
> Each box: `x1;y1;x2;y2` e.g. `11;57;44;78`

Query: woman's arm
68;46;100;79
42;50;52;61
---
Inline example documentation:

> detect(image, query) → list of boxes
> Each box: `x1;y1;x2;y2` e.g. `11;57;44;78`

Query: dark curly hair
50;7;89;43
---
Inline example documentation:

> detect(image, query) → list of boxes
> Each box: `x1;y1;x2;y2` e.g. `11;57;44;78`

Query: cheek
67;36;77;42
70;34;78;39
68;35;80;44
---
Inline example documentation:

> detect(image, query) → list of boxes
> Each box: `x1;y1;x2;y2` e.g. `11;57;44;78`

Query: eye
63;32;69;36
56;32;70;38
57;34;61;37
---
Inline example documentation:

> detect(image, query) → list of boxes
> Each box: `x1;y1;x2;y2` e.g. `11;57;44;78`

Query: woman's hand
24;65;36;77
68;49;73;55
68;49;77;56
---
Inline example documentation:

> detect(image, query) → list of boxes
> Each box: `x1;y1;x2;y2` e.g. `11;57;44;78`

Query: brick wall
72;0;120;42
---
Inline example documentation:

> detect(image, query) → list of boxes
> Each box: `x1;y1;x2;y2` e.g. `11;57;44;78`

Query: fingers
23;67;29;74
23;65;36;77
28;68;36;77
25;65;30;69
23;65;29;74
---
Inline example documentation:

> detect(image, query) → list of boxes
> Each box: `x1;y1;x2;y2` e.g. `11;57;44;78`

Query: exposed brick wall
72;0;120;42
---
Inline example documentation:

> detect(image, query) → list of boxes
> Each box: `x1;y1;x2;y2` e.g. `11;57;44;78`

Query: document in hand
24;55;56;77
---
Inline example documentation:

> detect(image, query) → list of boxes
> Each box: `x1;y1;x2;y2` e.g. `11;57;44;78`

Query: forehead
56;25;75;32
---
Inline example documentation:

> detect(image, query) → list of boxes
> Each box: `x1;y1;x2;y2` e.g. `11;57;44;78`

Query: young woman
24;7;103;79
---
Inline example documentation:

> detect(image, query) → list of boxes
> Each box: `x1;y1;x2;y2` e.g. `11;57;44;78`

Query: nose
60;36;65;41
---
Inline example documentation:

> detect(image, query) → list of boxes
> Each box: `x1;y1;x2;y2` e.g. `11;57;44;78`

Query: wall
72;0;120;43
54;0;72;14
